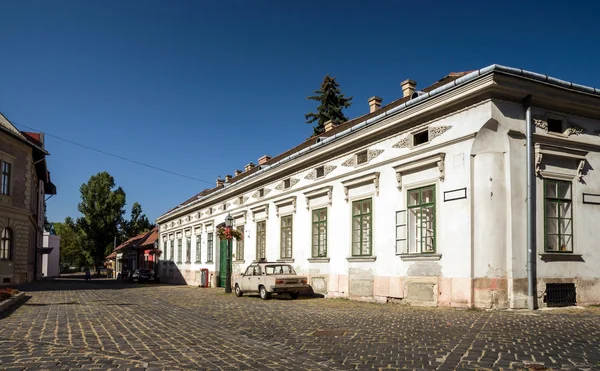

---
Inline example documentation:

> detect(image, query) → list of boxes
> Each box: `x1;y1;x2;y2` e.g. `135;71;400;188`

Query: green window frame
207;232;214;262
352;198;372;256
256;221;266;259
280;215;293;259
235;225;244;261
312;208;327;257
195;235;201;263
544;179;573;252
185;236;191;263
177;239;182;264
407;185;436;254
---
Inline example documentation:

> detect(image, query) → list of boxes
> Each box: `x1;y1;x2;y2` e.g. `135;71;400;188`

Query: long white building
156;65;600;309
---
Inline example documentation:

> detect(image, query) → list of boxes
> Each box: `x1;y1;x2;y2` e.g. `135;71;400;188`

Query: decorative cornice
342;148;385;168
341;172;380;202
275;177;300;191
392;136;411;149
565;124;584;136
429;125;451;140
533;117;548;130
303;186;333;210
233;196;249;206
274;196;297;217
252;188;272;199
304;164;337;180
393;153;446;190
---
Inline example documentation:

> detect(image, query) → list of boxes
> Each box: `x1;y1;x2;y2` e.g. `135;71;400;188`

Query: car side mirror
240;273;245;277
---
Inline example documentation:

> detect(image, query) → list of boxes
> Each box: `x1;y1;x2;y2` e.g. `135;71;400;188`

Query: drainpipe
524;96;538;310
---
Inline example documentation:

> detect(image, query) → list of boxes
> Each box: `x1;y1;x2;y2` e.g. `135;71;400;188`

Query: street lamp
224;213;234;293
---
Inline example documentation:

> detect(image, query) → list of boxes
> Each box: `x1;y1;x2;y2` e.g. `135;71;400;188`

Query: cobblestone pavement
1;280;599;371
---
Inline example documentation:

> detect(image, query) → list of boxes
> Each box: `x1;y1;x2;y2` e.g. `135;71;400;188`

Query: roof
139;227;158;248
159;71;470;217
159;64;600;221
113;227;158;252
106;252;116;259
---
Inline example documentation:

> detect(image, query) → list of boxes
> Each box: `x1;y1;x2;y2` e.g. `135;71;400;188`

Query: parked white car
234;261;311;300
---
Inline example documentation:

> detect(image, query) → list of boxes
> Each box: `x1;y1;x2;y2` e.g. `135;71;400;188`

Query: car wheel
235;284;243;297
259;285;271;300
290;291;300;300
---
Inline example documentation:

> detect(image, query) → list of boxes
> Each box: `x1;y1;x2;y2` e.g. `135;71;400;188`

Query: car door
242;265;255;292
249;265;262;292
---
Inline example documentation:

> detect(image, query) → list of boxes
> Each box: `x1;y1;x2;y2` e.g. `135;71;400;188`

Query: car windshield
264;265;296;275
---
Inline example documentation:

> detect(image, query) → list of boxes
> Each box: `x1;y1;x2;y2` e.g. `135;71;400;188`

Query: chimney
368;96;382;113
324;120;337;132
216;176;225;187
225;174;232;182
234;169;242;176
401;79;417;98
244;162;255;172
258;155;271;165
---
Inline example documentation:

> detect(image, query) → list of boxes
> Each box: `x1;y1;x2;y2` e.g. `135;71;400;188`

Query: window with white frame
177;238;182;263
185;236;191;263
1;162;11;195
351;198;372;256
0;228;12;260
256;220;266;259
312;208;327;257
207;232;214;262
195;235;201;263
170;239;174;261
280;215;293;259
235;225;244;261
544;179;573;252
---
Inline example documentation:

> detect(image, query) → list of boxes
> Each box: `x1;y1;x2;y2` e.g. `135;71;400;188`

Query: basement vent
2;277;10;284
544;283;576;307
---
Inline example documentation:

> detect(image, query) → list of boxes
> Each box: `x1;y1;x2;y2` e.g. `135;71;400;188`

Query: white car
234;261;311;300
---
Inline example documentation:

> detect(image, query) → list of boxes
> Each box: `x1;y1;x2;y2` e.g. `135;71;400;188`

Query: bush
0;288;19;301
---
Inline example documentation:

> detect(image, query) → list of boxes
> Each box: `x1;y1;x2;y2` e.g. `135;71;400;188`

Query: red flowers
217;227;243;241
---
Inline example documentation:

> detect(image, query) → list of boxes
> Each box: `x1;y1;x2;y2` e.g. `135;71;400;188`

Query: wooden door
219;239;228;287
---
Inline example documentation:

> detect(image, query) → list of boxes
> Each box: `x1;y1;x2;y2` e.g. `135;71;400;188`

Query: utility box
199;268;209;288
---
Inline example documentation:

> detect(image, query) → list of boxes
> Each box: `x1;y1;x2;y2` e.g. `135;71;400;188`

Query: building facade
41;230;60;278
0;113;56;285
157;65;600;309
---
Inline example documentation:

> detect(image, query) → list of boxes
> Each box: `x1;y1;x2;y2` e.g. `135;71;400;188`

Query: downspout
524;96;538;310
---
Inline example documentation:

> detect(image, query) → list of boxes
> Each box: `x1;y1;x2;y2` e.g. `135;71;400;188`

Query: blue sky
1;0;598;223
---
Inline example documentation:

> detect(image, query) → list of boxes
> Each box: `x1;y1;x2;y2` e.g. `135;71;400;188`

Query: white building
156;65;600;309
41;231;60;278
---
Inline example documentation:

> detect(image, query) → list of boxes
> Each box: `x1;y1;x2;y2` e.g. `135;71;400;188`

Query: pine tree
305;75;353;136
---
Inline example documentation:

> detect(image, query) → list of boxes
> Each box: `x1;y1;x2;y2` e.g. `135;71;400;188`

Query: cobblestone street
0;280;599;371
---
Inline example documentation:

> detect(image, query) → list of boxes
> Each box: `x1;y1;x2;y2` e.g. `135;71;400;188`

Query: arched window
1;228;12;260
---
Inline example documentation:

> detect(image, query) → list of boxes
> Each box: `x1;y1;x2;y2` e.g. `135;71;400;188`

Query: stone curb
0;292;26;314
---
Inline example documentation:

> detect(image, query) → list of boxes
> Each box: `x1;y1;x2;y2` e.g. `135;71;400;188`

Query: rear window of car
264;265;296;275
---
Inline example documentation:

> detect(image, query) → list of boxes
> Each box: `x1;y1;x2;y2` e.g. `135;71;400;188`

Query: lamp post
153;240;158;271
224;213;234;293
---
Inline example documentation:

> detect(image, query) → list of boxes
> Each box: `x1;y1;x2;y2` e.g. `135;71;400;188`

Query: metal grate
545;283;576;307
2;277;10;283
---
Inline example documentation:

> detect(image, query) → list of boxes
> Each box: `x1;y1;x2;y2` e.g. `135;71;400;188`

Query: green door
219;239;228;287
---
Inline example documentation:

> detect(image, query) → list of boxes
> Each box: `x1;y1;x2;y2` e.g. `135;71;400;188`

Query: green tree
123;202;154;239
77;172;126;269
54;217;90;269
305;75;353;136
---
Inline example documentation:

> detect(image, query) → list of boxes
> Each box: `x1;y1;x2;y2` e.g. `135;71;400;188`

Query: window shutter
396;210;407;254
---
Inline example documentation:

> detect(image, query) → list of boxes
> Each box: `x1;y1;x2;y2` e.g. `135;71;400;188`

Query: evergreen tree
305;75;353;136
123;202;154;239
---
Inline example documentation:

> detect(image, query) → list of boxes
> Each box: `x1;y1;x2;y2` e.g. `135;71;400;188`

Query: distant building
157;65;600;309
42;230;60;278
0;113;56;285
111;227;158;277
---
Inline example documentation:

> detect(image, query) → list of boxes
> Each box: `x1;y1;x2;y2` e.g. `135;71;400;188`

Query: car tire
235;284;243;297
290;291;300;300
259;285;271;300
